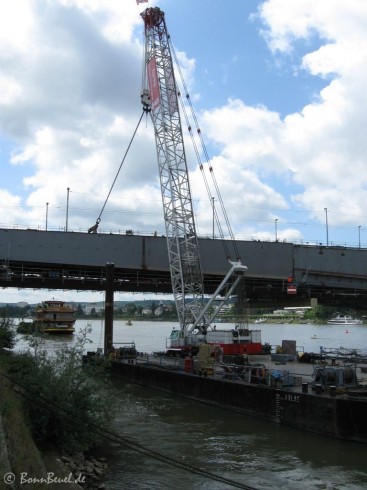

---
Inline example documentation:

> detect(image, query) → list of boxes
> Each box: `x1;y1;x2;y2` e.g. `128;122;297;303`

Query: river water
16;320;367;489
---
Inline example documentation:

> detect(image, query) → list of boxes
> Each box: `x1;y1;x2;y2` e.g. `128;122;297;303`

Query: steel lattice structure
141;7;204;333
141;8;247;341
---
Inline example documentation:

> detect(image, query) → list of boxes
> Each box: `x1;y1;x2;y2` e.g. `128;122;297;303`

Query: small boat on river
255;318;267;324
327;315;363;325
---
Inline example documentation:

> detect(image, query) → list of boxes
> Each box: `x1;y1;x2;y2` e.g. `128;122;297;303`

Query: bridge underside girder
2;259;367;309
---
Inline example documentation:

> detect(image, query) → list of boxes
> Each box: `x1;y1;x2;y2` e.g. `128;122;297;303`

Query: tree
5;327;116;452
150;301;157;315
0;317;16;350
115;306;124;316
126;303;137;316
0;304;32;318
76;303;84;317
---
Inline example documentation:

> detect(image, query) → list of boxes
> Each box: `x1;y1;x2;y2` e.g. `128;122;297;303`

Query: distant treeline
0;304;33;318
0;303;179;320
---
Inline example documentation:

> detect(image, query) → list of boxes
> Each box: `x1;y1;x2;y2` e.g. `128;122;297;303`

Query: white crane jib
140;8;247;342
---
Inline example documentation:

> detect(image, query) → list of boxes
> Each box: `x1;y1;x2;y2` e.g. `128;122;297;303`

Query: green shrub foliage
7;327;115;452
0;317;16;350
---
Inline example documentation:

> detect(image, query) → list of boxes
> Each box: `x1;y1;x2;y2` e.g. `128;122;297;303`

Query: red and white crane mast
140;7;247;349
141;7;204;336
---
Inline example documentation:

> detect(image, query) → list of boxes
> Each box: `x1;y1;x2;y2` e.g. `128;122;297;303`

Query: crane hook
141;89;151;113
88;218;101;234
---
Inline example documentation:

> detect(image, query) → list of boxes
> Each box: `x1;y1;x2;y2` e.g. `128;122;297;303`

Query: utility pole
66;187;70;232
275;218;278;242
359;225;361;249
324;208;329;246
46;202;49;231
212;197;215;239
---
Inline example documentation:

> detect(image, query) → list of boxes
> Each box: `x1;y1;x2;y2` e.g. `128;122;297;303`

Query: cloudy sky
1;0;367;304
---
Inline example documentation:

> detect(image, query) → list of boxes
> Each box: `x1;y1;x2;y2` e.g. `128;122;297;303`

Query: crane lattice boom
141;7;248;344
141;7;204;334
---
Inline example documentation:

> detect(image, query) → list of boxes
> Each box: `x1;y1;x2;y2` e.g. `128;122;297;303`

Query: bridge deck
1;229;367;307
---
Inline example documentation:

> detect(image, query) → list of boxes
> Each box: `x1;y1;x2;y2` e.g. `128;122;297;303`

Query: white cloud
258;0;367;55
201;99;283;172
198;0;367;238
1;0;367;246
0;1;35;54
0;75;23;105
0;0;158;232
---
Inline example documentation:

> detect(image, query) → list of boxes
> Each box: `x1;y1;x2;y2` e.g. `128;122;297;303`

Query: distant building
284;307;312;317
84;303;103;315
273;307;312;317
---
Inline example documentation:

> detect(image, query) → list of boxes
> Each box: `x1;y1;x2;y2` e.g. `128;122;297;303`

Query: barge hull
110;360;367;444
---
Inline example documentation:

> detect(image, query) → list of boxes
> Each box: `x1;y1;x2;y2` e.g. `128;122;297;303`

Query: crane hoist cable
87;110;146;233
170;40;241;262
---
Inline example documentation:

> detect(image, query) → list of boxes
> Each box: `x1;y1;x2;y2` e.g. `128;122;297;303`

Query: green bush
0;317;16;350
6;327;115;453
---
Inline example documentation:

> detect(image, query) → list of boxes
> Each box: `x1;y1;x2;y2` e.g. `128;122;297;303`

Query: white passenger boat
327;315;363;325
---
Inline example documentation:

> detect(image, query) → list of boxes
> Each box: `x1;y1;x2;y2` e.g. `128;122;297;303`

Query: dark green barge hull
110;360;367;444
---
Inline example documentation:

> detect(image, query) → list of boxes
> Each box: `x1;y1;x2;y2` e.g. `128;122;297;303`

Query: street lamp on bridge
212;197;215;239
324;208;329;246
46;202;49;231
66;187;70;232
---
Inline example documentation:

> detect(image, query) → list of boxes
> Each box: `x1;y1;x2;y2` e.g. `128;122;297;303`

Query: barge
100;347;367;444
88;264;367;444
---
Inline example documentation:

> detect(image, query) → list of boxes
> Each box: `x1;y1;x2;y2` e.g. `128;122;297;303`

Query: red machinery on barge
167;326;264;357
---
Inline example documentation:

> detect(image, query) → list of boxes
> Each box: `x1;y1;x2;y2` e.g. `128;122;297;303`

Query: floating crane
140;8;254;355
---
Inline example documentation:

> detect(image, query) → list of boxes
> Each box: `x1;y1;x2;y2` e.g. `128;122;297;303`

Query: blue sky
160;0;327;117
1;0;367;303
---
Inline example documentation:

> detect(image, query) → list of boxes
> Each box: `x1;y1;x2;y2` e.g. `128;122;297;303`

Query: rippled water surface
102;381;367;489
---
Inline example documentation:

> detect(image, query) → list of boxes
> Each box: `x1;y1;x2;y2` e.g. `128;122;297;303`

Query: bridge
1;228;367;308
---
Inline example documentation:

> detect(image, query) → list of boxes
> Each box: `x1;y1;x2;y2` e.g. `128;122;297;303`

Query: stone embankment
60;453;108;490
